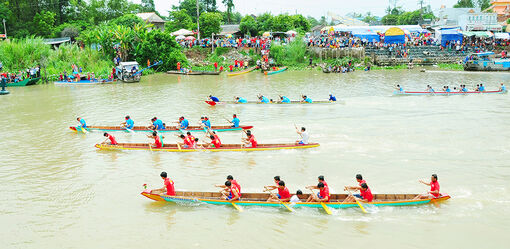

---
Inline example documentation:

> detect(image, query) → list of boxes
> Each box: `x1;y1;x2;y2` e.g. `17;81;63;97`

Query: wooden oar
264;187;294;212
347;189;368;214
231;202;243;212
148;143;153;152
308;189;332;215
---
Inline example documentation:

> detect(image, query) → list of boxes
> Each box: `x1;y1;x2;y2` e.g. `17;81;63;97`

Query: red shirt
321;181;328;187
164;178;175;196
231;180;241;194
430;181;440;197
184;137;193;146
108;134;117;145
213;134;221;145
249;136;257;147
360;187;373;202
229;65;233;71
278;187;291;200
214;62;218;68
230;185;241;198
177;62;181;70
187;135;195;145
154;135;162;148
358;180;366;186
319;186;330;202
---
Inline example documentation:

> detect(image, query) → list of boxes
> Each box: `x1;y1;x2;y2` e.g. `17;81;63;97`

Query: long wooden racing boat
7;77;41;87
227;66;257;76
95;142;320;152
264;67;288;75
54;79;118;85
167;70;220;75
70;125;253;133
141;191;451;212
394;89;507;96
206;100;334;106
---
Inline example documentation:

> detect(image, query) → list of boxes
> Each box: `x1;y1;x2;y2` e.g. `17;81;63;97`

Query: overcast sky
133;0;459;18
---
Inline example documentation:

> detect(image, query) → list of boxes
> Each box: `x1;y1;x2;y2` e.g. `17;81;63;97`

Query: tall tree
199;12;222;37
203;0;218;12
453;0;474;8
222;0;234;23
141;0;156;12
166;10;194;32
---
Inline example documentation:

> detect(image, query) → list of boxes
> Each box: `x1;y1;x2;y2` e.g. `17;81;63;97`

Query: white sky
133;0;459;18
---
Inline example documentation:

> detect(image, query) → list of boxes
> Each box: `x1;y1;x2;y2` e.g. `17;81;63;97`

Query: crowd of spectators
0;66;41;83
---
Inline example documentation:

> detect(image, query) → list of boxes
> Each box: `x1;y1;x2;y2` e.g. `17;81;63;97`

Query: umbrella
171;29;194;36
285;30;297;35
175;35;185;40
226;34;233;38
262;32;271;37
185;36;195;41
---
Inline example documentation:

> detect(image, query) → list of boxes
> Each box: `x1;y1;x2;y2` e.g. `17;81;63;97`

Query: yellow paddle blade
231;202;243;212
321;202;332;215
81;127;87;133
148;144;153;152
355;199;368;213
282;202;294;212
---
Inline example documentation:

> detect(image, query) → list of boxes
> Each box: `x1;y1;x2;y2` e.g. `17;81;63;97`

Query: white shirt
290;195;301;203
300;131;309;144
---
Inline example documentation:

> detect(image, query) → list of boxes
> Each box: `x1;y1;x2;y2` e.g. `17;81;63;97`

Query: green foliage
382;5;435;25
110;14;145;28
239;16;258;36
0;37;113;77
203;0;218;12
270;36;307;66
166;10;194;32
307;16;319;27
222;11;242;24
213;47;230;56
437;63;463;70
454;0;474;8
256;13;274;32
478;0;491;10
199;12;222;38
134;29;188;71
222;0;235;23
33;11;57;37
382;15;399;25
397;10;421;25
140;0;156;12
173;0;205;23
253;13;311;33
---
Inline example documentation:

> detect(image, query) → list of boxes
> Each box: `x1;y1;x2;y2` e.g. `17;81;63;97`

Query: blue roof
473;52;495;56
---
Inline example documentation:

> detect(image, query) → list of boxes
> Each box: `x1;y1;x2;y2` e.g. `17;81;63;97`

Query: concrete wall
307;47;366;59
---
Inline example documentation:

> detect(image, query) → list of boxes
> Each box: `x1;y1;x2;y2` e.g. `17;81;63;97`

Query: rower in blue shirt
395;84;403;92
426;85;435;92
259;95;269;103
279;95;291;103
461;84;468;92
200;116;211;129
328;94;337;102
152;117;164;130
235;96;247;103
479;84;486;92
208;95;220;102
231;114;240;128
179;116;189;129
77;117;87;128
500;83;506;92
302;95;313;103
445;86;451;93
121;115;134;130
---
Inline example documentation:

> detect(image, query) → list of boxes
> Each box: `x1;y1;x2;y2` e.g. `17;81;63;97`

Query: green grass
437;63;463;71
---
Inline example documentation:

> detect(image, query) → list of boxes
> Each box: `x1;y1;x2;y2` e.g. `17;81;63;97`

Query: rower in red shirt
242;130;257;148
150;171;175;196
344;182;373;203
305;175;328;202
266;180;291;202
215;175;241;195
344;174;366;199
307;182;330;202
177;134;193;148
414;174;441;200
220;181;240;201
147;131;164;148
186;132;195;146
102;132;118;145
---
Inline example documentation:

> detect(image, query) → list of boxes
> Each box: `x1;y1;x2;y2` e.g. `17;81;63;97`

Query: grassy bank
0;37;113;82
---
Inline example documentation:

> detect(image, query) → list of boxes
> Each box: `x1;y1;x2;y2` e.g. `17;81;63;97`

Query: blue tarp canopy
384;35;405;44
352;32;380;42
440;29;463;46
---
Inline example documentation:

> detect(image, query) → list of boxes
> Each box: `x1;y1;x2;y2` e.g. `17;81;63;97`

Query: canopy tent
285;30;297;36
494;33;510;40
384;27;405;44
352;32;380;42
171;29;194;36
438;29;463;46
461;31;494;38
185;36;195;41
175;35;185;40
262;32;271;37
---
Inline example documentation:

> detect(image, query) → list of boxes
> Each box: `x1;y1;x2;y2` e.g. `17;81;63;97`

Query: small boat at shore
264;67;288;75
70;125;253;133
394;90;507;96
227;66;257;76
167;70;220;75
7;77;41;87
54;79;118;85
95;142;320;152
463;52;510;71
206;100;333;106
141;191;451;213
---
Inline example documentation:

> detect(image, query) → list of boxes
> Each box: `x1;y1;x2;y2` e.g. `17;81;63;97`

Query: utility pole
2;19;6;38
196;0;200;40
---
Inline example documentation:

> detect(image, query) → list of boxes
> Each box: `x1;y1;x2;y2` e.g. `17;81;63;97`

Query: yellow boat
227;66;257;76
95;142;320;152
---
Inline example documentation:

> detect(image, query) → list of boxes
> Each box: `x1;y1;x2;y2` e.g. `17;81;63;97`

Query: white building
434;7;502;31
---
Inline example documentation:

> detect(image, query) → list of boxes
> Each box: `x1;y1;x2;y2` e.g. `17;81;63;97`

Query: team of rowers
208;94;337;104
149;173;442;203
396;83;506;92
79;115;310;149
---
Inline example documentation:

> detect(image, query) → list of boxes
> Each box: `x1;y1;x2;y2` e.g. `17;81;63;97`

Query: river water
1;69;509;248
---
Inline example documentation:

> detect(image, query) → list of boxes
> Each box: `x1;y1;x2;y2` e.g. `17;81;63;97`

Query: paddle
264;187;294;212
346;189;368;214
308;188;332;215
148;143;153;152
231;202;243;212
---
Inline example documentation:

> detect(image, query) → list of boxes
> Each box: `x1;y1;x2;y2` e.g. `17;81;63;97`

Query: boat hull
167;70;220;75
54;79;117;85
227;66;257;76
7;77;41;87
264;67;288;75
141;191;451;210
70;125;253;133
464;59;510;71
394;90;507;96
95;142;320;152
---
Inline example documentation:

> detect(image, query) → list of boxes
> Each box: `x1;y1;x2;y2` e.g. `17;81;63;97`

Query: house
485;0;510;23
219;25;242;37
136;12;166;31
434;7;501;31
